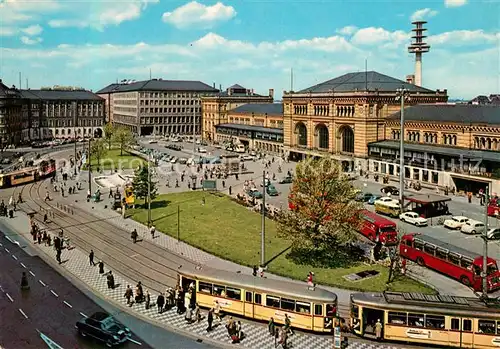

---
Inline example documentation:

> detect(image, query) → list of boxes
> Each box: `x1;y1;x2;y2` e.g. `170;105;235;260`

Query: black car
279;176;293;184
381;186;399;196
76;312;131;347
355;192;374;202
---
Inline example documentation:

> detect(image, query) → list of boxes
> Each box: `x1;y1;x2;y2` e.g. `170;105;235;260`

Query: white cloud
22;24;43;36
351;27;409;45
20;36;43;45
428;30;499;45
445;0;468;7
337;26;358;36
0;27;17;36
0;0;60;24
162;1;236;29
411;8;438;22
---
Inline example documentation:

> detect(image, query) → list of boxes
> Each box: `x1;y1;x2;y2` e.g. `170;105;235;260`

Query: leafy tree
103;122;114;150
277;157;362;264
132;163;158;205
112;126;134;156
90;138;107;169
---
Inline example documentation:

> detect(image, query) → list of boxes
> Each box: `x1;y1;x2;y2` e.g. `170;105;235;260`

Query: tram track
18;178;350;316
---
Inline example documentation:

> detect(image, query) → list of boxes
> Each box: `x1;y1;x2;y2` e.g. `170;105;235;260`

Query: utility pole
395;87;410;215
73;102;77;176
482;184;489;299
88;138;92;195
177;204;180;242
261;170;266;267
193;101;196;155
147;153;152;227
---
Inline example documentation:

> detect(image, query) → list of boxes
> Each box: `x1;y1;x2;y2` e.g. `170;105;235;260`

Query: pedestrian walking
279;326;288;349
145;290;151;309
156;293;165;314
206;308;214;332
375;319;383;340
252;265;258;277
268;317;276;336
98;260;105;274
150;225;156;239
56;249;62;264
284;314;294;335
124;285;133;305
89;249;95;266
131;229;138;243
43;213;48;223
185;306;193;323
107;271;115;289
229;186;232;195
214;300;221;322
194;303;201;322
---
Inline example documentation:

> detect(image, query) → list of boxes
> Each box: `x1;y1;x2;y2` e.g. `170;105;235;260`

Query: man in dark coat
156;293;165;314
98;260;105;274
206;308;214;332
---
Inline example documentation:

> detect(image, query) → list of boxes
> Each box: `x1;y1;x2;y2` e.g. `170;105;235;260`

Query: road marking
39;280;46;287
130;254;139;258
14;241;20;246
79;312;88;318
0;243;2;247
6;293;14;302
63;301;72;308
12;255;17;260
127;338;142;346
50;290;59;298
19;308;28;319
29;271;35;277
4;248;9;253
5;236;13;243
20;263;26;268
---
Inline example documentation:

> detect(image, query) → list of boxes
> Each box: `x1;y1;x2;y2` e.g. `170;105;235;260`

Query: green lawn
128;191;434;293
86;148;146;170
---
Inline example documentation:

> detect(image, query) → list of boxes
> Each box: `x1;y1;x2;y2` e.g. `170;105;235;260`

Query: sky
0;0;499;100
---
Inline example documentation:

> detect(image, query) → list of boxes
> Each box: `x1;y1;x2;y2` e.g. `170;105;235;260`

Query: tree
132;164;158;206
103;122;114;150
90;138;107;169
276;157;363;266
112;126;134;156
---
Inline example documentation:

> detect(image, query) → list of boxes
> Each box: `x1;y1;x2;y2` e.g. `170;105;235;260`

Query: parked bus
400;233;500;292
487;197;500;217
357;210;398;245
178;265;337;333
350;291;500;348
374;198;400;218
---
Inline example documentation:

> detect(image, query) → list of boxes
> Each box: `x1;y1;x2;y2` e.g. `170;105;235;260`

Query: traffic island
127;191;435;293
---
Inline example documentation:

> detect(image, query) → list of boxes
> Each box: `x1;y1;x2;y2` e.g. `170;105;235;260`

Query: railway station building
97;79;219;136
0;79;26;147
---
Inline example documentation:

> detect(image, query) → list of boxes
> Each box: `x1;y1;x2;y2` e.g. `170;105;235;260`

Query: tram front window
326;304;336;317
351;304;359;318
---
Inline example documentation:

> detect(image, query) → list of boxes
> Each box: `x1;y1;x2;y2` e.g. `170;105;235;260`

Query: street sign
202;180;217;191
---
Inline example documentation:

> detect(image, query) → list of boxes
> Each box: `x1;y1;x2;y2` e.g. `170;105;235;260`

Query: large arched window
315;124;329;150
339;126;354;153
295;122;307;147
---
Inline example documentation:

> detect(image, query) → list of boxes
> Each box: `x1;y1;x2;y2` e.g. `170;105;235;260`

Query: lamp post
88;138;92;195
73;103;77;176
482;184;489;299
147;153;152;227
395;87;410;215
261;170;266;267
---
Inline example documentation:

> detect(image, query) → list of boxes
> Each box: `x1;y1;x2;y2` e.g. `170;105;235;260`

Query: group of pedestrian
0;199;14;217
268;314;294;348
225;317;243;343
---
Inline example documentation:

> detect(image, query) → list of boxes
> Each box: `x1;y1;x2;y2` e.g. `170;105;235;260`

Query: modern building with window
368;104;500;193
0;80;26;147
215;103;284;154
282;71;448;161
201;84;274;141
97;79;219;136
20;88;105;140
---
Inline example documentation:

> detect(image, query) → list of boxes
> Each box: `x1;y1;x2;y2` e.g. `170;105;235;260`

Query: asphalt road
139;138;500;261
0;228;217;349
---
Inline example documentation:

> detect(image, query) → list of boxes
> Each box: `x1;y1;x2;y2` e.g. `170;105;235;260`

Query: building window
316;124;329;149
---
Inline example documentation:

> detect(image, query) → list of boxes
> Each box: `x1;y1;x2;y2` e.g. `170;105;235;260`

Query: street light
88;138;92;196
147;153;152;228
73;102;77;176
481;184;490;299
395;87;410;215
261;170;266;267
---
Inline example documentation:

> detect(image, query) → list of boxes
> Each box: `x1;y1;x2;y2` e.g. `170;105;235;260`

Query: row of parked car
443;215;500;239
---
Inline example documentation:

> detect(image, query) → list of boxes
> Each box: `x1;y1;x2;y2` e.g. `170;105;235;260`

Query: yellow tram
350;292;500;348
178;266;337;333
0;167;37;187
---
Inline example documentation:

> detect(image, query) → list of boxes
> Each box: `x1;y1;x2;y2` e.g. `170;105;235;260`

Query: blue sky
0;0;498;99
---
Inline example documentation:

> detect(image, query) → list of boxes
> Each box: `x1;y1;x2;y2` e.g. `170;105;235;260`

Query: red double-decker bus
357;210;398;245
400;233;500;292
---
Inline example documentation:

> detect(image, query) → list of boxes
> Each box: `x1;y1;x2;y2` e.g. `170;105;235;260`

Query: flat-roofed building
97;79;219;136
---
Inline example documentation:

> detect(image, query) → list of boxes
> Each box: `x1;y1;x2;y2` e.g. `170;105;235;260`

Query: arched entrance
295;122;307;147
315;124;329;150
339;126;354;153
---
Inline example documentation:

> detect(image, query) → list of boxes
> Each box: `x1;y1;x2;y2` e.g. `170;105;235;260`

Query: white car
461;220;486;234
240;155;254;161
399;212;428;226
170;157;178;163
443;216;469;230
487;228;500;240
148;139;158;144
198;147;207;153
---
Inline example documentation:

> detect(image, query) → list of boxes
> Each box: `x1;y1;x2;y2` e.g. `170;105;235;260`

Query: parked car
260;178;271;187
76;312;131;347
367;195;381;205
443;216;469;230
266;184;279;196
487;228;500;240
240;155;254;161
381;186;399;196
247;188;263;199
399;212;428;226
148;139;158;144
178;158;188;164
279;176;293;184
461;220;486;234
170;157;178;163
355;192;374;202
198;147;207;153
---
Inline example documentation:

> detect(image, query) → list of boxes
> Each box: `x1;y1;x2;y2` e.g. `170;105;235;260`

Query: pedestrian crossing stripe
39;332;64;349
